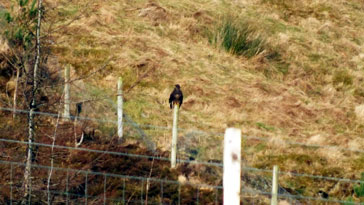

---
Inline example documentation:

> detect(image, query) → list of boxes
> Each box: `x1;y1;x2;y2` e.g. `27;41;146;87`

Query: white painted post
117;77;123;140
271;165;279;205
171;105;179;168
223;128;241;205
63;65;70;120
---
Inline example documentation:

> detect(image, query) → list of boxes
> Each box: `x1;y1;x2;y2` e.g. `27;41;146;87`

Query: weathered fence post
223;128;241;205
63;65;70;120
171;104;179;168
12;67;20;119
271;165;279;205
117;77;123;140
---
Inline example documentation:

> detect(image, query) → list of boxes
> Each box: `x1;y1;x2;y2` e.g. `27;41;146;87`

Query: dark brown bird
169;84;183;109
318;190;329;199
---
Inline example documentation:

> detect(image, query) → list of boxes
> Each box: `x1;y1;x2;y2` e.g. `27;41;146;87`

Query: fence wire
1;106;364;204
0;160;222;204
2;136;364;185
0;159;361;204
241;189;359;204
2;106;364;154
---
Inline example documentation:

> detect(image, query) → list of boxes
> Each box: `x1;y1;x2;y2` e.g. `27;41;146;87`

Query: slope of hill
1;0;364;202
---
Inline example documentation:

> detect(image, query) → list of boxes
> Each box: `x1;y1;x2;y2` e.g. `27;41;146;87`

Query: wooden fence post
63;65;70;120
117;77;123;140
271;165;279;205
223;128;241;205
171;105;179;168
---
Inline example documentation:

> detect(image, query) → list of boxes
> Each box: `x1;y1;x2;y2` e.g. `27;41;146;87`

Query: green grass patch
333;70;353;86
262;18;300;34
57;6;79;17
256;122;275;131
210;18;265;58
353;155;364;170
343;197;355;205
72;48;110;59
254;143;267;152
255;153;327;169
308;53;324;62
354;173;364;197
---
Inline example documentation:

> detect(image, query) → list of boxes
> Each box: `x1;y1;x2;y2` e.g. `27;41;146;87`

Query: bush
210;19;265;58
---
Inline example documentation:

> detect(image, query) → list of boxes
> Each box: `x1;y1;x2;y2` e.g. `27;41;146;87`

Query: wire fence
1;135;363;185
0;106;224;161
0;160;222;204
0;138;223;168
0;158;361;204
3;106;364;154
1;106;364;204
241;189;358;204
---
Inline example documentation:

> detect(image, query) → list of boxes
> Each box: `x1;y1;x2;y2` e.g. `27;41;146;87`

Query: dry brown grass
2;0;364;201
44;0;364;166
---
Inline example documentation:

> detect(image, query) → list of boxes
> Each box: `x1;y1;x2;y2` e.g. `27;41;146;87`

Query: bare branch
47;106;62;204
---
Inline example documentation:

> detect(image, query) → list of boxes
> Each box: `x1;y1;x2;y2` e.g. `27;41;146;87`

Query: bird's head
175;84;181;89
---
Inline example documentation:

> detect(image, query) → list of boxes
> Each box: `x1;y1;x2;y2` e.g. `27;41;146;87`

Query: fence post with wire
117;76;123;140
271;165;279;205
223;128;241;205
63;65;70;120
3;106;364;204
171;103;179;168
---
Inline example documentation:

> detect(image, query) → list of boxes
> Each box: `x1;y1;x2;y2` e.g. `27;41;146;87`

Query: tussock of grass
210;19;265;58
354;173;364;197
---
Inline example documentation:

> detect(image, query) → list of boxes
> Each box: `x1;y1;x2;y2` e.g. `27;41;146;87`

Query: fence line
0;160;219;205
3;106;364;203
1;159;358;204
244;135;364;153
2;137;364;185
2;184;164;205
0;138;223;167
0;160;222;190
0;106;218;133
3;106;364;154
2;106;364;182
243;166;364;184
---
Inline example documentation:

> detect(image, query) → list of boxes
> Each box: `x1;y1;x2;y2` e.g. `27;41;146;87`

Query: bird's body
76;102;83;117
169;84;183;109
318;190;329;199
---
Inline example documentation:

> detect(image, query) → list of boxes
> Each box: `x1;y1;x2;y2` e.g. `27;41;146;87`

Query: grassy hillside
1;0;364;202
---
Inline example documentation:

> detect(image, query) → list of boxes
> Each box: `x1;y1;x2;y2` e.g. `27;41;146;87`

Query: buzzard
169;84;183;109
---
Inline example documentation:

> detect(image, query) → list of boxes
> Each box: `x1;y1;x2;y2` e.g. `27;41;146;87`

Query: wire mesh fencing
1;106;364;204
0;160;223;205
